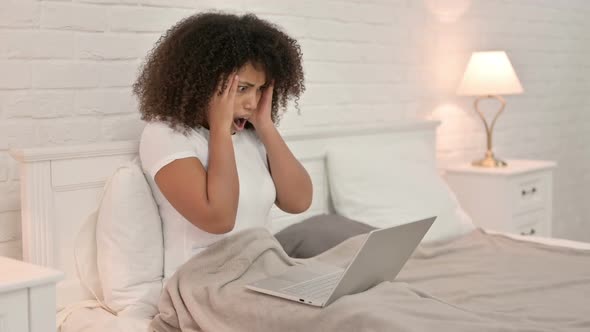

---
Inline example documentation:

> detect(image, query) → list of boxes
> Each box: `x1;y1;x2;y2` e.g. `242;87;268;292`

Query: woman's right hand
208;73;238;132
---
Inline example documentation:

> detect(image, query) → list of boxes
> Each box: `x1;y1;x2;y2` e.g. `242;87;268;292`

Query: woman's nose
244;92;258;110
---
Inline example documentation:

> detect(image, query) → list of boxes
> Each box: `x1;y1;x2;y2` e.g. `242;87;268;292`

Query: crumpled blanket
150;227;590;332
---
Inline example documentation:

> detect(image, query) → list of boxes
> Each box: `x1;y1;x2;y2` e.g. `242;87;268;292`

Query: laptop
245;216;436;307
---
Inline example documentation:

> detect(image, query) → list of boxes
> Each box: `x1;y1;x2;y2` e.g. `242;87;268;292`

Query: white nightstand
0;256;63;332
443;160;556;237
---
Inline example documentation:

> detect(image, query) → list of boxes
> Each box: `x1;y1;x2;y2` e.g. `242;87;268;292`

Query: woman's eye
238;86;247;92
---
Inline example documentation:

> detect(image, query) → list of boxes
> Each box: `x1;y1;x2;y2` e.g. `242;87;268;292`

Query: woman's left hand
249;82;274;132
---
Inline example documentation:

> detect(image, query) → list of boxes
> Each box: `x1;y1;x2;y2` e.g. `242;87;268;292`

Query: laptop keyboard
281;271;343;300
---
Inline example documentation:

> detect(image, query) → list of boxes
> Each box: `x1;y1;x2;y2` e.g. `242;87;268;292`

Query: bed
9;119;590;331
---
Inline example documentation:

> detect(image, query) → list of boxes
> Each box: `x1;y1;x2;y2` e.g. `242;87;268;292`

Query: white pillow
96;157;163;318
326;141;475;244
64;209;103;311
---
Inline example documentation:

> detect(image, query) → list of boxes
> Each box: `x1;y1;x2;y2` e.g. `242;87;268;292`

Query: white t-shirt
139;121;276;278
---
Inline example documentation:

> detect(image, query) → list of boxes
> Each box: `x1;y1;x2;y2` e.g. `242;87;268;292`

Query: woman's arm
154;76;240;234
256;124;313;214
154;126;239;234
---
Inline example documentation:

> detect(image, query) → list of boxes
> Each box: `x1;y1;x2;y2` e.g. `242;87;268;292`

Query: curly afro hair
133;11;305;133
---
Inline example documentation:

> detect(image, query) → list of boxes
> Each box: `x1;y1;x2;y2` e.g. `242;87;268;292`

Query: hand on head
207;73;239;133
249;81;274;131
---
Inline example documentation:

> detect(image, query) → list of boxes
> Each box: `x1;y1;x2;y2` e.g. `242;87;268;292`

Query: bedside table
0;256;63;332
443;160;557;237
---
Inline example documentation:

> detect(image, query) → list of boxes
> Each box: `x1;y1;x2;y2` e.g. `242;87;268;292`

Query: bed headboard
9;120;439;305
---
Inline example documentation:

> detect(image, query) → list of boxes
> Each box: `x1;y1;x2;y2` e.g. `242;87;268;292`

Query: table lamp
456;51;523;167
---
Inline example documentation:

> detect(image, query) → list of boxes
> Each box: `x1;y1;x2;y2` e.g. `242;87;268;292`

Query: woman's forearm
256;125;313;214
206;127;239;232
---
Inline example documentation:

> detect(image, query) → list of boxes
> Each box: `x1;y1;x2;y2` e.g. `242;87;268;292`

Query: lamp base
472;151;507;168
469;95;509;168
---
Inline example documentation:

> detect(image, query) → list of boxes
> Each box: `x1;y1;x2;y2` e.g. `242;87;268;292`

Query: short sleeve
139;122;208;179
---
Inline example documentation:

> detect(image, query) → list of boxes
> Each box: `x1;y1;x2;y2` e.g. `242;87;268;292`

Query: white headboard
9;120;439;305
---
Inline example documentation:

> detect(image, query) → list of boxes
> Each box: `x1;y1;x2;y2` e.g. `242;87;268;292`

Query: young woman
133;12;312;278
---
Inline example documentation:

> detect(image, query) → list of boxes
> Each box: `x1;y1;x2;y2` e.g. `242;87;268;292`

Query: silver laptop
246;216;436;307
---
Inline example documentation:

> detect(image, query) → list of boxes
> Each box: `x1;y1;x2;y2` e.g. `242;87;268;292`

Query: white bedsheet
58;231;589;332
484;230;590;250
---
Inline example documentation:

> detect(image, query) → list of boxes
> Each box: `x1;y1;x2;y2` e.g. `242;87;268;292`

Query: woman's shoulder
141;120;174;141
141;120;207;143
141;120;180;137
139;120;209;158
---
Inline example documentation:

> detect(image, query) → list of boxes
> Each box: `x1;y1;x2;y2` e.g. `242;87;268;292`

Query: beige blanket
150;228;590;332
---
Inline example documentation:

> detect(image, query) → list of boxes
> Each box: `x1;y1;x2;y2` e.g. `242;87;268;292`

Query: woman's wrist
209;122;232;135
253;121;275;136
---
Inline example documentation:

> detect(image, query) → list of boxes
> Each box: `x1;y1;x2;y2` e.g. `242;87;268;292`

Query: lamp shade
456;51;523;96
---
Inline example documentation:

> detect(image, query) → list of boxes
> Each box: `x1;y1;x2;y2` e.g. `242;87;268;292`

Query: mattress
58;231;590;332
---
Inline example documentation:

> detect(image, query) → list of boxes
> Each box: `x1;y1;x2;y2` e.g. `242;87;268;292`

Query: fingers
264;81;275;100
215;72;238;96
222;72;237;96
261;80;274;102
226;74;239;101
215;75;226;96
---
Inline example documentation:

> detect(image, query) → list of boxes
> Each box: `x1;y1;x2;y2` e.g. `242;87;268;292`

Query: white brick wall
1;0;589;259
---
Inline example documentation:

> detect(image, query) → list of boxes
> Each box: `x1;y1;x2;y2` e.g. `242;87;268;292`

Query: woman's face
233;61;267;119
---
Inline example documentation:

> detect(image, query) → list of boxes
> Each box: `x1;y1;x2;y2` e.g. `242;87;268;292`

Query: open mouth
232;117;248;131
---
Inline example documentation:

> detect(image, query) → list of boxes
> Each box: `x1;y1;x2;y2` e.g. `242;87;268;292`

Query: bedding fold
151;227;590;332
